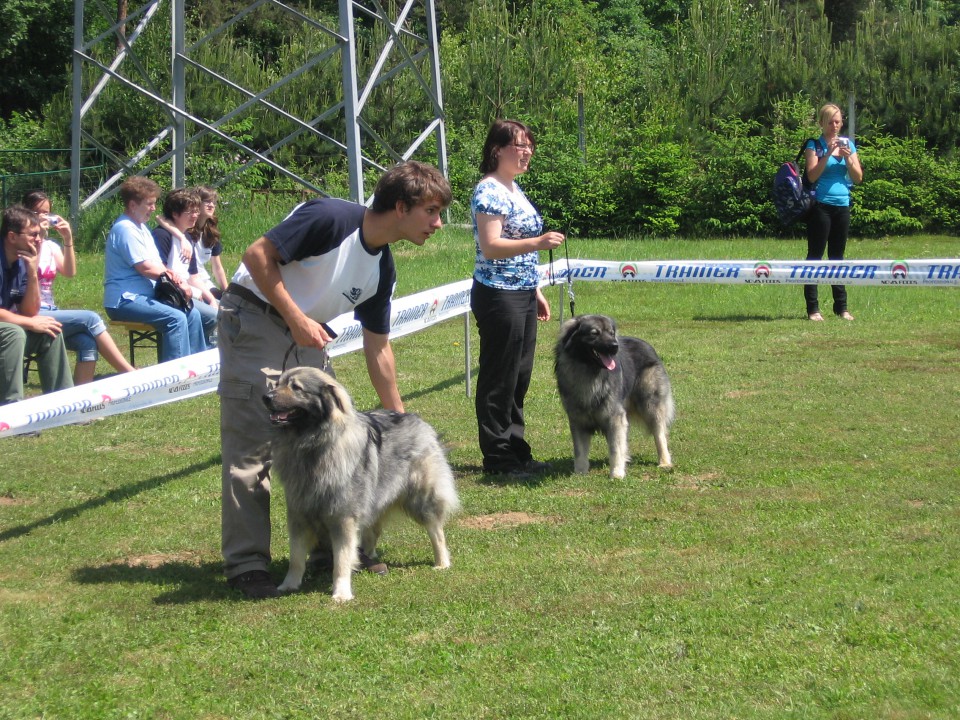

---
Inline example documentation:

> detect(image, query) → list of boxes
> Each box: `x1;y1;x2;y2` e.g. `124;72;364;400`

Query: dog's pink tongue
600;354;617;371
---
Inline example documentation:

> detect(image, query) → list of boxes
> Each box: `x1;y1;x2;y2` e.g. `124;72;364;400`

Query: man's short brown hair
371;160;452;213
1;205;40;241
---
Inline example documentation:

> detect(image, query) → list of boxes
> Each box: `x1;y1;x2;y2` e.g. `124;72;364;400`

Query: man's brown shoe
358;548;388;576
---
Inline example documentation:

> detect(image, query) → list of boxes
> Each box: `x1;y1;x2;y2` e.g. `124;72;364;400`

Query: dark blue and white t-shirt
1;257;29;311
232;198;395;334
471;177;543;291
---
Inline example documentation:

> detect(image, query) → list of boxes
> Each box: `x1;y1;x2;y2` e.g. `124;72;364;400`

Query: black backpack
772;138;823;226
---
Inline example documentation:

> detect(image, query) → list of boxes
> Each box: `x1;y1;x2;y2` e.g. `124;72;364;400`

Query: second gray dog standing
554;314;675;477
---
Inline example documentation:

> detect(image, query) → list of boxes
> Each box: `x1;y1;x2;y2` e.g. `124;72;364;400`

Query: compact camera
47;214;61;225
836;137;850;149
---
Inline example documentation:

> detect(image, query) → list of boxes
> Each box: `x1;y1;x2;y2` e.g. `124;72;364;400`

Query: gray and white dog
263;366;459;602
554;314;675;477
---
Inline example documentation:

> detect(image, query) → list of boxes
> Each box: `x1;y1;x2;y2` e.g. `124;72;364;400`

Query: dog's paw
277;575;303;593
331;578;354;602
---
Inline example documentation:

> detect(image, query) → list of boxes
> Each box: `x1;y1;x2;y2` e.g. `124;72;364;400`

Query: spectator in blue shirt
103;177;207;362
802;103;864;321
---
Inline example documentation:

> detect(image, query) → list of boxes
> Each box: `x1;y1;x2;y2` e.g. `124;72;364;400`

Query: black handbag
154;272;194;313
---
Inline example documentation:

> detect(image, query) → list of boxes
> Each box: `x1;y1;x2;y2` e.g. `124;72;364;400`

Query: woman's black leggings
804;202;851;315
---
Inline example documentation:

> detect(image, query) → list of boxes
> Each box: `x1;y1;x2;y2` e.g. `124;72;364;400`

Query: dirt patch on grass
725;390;761;399
118;551;203;569
670;472;723;490
458;511;558;530
555;489;592;498
0;494;27;506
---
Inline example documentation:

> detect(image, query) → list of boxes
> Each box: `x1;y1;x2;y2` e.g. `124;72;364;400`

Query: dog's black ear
561;318;583;352
605;316;619;340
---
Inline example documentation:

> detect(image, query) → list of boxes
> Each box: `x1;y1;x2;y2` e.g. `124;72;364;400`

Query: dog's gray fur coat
554;314;675;477
263;366;459;601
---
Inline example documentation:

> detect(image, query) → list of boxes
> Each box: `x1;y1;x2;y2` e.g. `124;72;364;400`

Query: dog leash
548;230;576;318
281;327;336;373
282;341;298;371
563;233;576;318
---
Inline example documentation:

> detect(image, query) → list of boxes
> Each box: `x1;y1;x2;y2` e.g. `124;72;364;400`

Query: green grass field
2;229;958;719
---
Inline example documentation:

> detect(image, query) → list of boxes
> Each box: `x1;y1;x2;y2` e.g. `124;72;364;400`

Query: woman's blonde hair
818;104;843;128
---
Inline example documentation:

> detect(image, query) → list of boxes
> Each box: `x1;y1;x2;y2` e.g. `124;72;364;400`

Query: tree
0;0;73;118
824;0;868;42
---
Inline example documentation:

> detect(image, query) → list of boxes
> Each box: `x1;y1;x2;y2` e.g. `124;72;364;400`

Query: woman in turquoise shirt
803;103;864;321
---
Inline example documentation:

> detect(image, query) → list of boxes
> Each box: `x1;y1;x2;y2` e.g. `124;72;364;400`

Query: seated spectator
152;188;218;345
157;185;228;300
1;206;73;405
103;177;207;363
193;186;228;299
22;190;135;384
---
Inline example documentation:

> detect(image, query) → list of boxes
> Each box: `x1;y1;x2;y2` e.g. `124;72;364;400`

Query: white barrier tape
0;277;475;438
542;258;960;286
322;278;473;358
2;257;955;437
0;351;221;437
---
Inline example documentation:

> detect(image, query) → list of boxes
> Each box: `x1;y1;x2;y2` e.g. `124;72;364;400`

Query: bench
22;349;41;382
109;321;161;366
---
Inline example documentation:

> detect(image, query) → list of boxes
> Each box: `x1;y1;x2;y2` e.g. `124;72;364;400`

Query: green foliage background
3;0;960;239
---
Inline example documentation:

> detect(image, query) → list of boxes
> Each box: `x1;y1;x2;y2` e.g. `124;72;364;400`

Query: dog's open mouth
593;350;617;371
268;409;303;426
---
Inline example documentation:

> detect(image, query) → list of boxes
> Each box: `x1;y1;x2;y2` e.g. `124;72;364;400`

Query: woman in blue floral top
470;119;565;476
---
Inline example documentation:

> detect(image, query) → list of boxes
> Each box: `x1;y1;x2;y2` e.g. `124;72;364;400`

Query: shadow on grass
692;313;796;322
401;369;476;403
72;546;436;604
455;459;575;488
73;557;443;604
72;559;233;604
0;455;222;546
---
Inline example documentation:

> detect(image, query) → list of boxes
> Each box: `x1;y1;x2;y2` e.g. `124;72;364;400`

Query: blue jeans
105;293;207;362
194;300;219;345
41;307;106;363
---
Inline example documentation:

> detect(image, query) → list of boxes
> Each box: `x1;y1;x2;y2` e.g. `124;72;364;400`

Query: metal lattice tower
70;0;447;217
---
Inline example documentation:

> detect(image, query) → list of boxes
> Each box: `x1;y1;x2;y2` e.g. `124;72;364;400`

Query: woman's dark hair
195;185;221;248
479;119;535;175
21;189;50;212
162;188;201;221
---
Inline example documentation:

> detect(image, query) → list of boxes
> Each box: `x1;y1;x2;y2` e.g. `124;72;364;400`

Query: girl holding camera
802;103;864;322
22;190;135;383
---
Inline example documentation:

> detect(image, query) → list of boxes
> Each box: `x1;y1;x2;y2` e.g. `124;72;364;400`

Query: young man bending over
219;160;452;599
